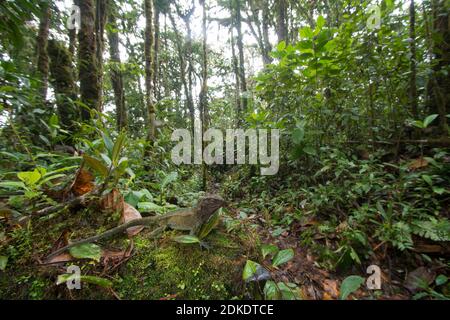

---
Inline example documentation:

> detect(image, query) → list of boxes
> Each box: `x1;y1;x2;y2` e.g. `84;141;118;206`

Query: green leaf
432;187;445;195
79;275;113;287
101;131;114;155
421;175;433;186
264;280;279;300
303;146;316;156
242;260;261;281
197;208;221;239
0;256;8;271
261;244;279;259
276;41;286;51
299;26;313;39
173;235;201;244
423;114;438;128
272;248;294;267
291;128;304;144
339;275;365;300
69;243;102;262
0;181;26;190
277;282;300;300
316;15;326;31
161;171;178;190
137;202;163;213
17;170;41;186
112;132;126;166
57;274;112;288
435;275;448;286
83;154;109;177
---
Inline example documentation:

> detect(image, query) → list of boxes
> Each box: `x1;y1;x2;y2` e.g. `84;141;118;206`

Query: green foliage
340;275;365;300
272;249;294;268
69;243;102;262
57;274;113;288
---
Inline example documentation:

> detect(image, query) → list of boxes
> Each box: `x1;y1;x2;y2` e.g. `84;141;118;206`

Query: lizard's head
197;194;226;221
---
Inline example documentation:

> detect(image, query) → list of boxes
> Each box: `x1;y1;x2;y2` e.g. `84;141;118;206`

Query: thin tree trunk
107;3;127;131
144;0;156;140
230;30;241;121
95;0;107;111
78;0;100;119
168;11;195;132
234;0;248;116
262;5;272;64
409;0;418;120
276;0;288;44
153;3;160;101
200;0;209;190
36;1;51;101
432;0;450;134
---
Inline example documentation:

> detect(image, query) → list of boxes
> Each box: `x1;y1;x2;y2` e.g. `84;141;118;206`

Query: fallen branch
33;192;95;217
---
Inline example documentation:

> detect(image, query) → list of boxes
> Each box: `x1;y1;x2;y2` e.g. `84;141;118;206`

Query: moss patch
114;229;245;300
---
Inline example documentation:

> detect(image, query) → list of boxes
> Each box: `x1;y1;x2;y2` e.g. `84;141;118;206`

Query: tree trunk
68;0;79;57
262;5;272;65
144;0;156;140
168;11;195;132
107;2;127;131
230;30;241;122
153;3;160;101
432;0;450;134
200;0;209;190
48;40;78;132
234;0;248;117
78;0;100;119
276;0;288;44
95;0;107;111
409;0;418;121
36;1;51;101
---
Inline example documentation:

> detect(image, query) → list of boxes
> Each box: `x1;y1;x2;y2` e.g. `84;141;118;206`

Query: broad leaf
69;243;102;262
173;235;201;244
423;114;438;128
272;248;294;267
0;255;8;271
242;260;260;281
339;275;365;300
261;244;279;259
197;208;221;240
83;154;108;177
17;170;41;186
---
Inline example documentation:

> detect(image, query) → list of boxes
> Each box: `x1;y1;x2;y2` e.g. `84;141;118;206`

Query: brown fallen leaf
322;279;339;299
408;157;428;170
71;169;95;196
121;203;144;236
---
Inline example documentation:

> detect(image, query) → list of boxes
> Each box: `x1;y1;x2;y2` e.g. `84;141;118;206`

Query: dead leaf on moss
71;169;94;196
121;203;144;236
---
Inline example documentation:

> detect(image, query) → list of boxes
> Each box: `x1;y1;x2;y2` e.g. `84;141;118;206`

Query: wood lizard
45;194;226;259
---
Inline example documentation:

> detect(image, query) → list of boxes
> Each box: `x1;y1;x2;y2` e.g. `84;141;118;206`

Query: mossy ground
0;209;250;300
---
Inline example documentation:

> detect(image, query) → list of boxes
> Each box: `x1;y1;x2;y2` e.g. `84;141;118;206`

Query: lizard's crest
196;194;226;222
